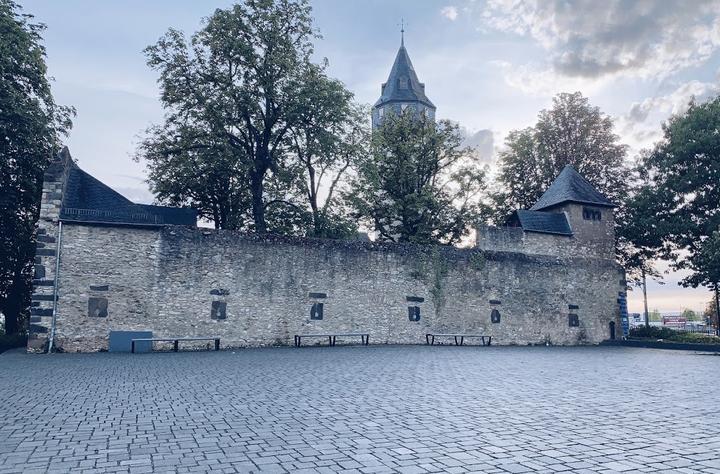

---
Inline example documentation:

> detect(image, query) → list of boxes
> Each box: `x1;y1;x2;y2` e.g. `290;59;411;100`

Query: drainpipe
47;221;63;353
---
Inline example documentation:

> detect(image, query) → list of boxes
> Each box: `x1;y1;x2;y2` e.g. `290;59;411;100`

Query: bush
0;334;26;354
629;326;677;339
629;326;720;344
668;332;720;344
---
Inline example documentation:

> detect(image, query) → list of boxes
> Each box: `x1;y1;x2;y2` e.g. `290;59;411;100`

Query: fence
60;207;164;225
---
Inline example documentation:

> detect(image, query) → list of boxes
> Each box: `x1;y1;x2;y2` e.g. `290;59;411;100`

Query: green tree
648;308;662;322
705;297;719;326
138;0;358;234
681;308;698;321
639;97;720;334
0;0;73;335
270;66;369;238
349;110;486;245
490;92;628;223
616;164;667;327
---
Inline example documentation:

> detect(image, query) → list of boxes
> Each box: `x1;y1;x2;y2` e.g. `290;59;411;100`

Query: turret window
399;77;409;89
378;107;384;118
582;207;601;221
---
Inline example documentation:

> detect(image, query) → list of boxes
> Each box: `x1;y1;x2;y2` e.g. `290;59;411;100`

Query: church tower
372;31;436;128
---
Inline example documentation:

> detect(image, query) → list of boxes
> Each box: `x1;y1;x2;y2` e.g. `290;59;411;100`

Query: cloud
617;79;720;151
627;80;720;122
441;6;459;21
489;59;607;96
461;128;495;162
481;0;720;80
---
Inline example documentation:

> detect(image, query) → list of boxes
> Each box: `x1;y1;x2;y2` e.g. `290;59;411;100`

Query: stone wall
47;224;625;352
476;205;616;260
27;148;72;352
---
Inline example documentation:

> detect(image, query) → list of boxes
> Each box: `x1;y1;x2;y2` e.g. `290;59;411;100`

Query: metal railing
60;207;164;225
664;324;716;335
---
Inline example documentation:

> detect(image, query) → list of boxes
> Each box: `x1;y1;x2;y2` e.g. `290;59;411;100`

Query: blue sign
618;292;629;336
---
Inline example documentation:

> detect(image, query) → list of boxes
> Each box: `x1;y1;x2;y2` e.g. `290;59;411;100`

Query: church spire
371;29;436;128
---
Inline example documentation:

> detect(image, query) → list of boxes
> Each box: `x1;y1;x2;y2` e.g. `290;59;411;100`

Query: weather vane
399;18;406;46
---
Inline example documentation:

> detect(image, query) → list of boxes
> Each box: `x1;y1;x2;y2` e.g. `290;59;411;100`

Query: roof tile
374;45;435;109
60;166;196;226
515;210;573;236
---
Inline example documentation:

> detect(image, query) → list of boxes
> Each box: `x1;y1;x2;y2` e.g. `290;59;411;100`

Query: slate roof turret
530;165;615;211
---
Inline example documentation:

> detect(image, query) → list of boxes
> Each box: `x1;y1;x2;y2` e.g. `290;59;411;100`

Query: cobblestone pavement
1;345;720;473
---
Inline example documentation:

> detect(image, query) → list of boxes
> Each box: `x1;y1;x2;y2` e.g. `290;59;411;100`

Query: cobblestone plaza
1;346;719;473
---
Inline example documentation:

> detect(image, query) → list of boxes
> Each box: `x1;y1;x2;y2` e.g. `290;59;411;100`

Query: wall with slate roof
27;149;196;352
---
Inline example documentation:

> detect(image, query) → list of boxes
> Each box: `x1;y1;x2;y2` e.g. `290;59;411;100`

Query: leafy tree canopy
636;97;720;332
615;165;668;285
639;97;720;290
0;0;73;334
137;0;362;236
349;110;486;245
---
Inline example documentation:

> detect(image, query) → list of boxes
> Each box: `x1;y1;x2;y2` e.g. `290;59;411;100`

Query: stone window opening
408;306;420;322
399;77;409;89
491;309;501;324
88;297;108;318
211;301;227;320
310;302;324;320
582;207;602;221
568;314;580;327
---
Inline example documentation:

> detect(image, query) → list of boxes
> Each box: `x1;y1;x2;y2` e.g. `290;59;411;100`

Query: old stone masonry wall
47;224;624;352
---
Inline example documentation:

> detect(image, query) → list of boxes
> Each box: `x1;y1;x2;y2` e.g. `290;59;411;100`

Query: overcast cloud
481;0;720;79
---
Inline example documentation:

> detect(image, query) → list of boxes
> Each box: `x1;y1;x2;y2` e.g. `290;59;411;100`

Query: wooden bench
294;333;369;347
426;333;492;346
131;337;220;353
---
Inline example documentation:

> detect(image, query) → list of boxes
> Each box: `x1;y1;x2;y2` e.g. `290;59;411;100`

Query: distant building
372;35;436;128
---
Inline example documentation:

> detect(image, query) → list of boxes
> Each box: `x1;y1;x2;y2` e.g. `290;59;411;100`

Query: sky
20;0;720;314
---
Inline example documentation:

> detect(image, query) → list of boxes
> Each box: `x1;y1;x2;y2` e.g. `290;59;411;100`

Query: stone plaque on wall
88;297;108;318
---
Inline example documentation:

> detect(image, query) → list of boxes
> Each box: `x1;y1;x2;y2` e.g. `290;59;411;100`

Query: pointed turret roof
530;165;615;211
373;42;435;110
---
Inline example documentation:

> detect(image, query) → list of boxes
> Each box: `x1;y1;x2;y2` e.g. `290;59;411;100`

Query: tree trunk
3;306;19;335
249;170;267;234
3;268;26;335
642;269;649;328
